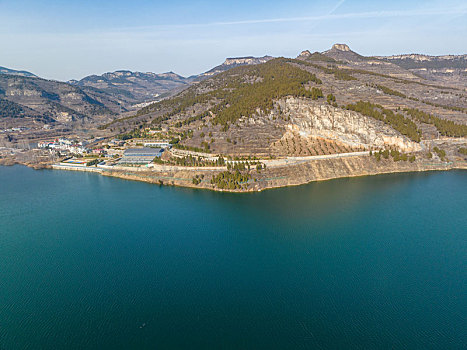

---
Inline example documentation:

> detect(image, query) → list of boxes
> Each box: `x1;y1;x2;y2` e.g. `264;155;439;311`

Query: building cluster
41;136;172;166
38;138;88;155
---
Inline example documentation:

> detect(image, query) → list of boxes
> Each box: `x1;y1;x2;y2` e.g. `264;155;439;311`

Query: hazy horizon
1;0;466;81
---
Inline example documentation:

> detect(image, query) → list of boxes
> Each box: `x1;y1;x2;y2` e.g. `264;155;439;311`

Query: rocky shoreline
102;156;466;192
2;153;466;193
0;157;51;170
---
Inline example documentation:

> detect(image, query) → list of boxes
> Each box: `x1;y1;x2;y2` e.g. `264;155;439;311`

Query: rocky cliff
198;56;274;78
331;43;351;52
274;98;421;152
223;56;273;66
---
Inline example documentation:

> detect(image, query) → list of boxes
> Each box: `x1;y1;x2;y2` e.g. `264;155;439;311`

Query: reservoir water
0;166;466;349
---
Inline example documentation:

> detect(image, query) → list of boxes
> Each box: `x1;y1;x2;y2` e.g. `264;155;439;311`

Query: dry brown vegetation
271;133;363;156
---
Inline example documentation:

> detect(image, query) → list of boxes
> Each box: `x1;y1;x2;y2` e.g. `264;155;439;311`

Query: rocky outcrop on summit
223;56;273;66
323;43;368;63
297;43;424;79
198;56;274;78
297;50;312;58
274;98;421;152
331;44;351;52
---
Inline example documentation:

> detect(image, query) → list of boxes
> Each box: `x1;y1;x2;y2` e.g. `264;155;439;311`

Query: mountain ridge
0;66;38;78
1;44;466;136
99;43;466;162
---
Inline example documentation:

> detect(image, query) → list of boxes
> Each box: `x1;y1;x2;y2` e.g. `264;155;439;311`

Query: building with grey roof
118;147;163;165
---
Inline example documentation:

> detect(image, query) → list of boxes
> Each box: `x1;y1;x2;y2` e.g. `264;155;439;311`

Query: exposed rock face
374;53;467;86
298;50;312;58
322;43;368;63
101;155;459;192
332;43;351;52
274;98;421;152
198;56;274;79
223;56;273;66
378;53;467;62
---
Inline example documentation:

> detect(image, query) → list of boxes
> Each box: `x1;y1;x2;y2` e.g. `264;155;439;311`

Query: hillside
69;57;275;108
196;56;274;79
0;74;122;126
100;44;466;162
0;55;276;141
0;66;37;78
374;53;467;87
69;70;192;106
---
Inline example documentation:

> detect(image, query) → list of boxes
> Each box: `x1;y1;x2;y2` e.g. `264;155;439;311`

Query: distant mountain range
0;74;122;124
376;53;467;69
0;56;274;125
68;57;275;105
1;44;466;129
298;43;467;85
375;53;467;83
68;71;192;106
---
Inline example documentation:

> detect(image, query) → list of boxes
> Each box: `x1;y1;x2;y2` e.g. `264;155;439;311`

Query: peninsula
1;44;466;191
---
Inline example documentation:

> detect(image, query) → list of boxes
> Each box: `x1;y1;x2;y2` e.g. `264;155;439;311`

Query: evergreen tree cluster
373;149;415;162
226;160;262;171
405;108;467;137
210;171;251;190
374;84;407;98
154;154;225;167
433;146;447;160
326;93;337;107
0;98;26;118
209;59;323;126
291;59;357;81
346;101;421;142
131;58;324;129
192;174;204;185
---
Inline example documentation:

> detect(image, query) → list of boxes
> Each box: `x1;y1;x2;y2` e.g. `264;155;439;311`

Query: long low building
118;148;163;165
143;141;171;148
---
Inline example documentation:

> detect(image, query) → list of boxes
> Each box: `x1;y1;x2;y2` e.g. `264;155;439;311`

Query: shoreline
2;155;465;193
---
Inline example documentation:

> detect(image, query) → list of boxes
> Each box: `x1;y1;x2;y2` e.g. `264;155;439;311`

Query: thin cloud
306;0;346;31
125;6;467;31
329;0;347;15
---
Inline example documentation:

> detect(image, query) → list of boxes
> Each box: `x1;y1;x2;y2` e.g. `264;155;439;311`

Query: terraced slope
99;44;466;159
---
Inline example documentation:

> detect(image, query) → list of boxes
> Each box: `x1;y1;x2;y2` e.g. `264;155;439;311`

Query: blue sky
1;0;466;81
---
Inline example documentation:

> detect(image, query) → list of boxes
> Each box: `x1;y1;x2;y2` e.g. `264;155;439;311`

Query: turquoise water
0;166;466;349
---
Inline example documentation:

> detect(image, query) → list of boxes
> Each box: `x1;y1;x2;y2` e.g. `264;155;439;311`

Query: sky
1;0;466;81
